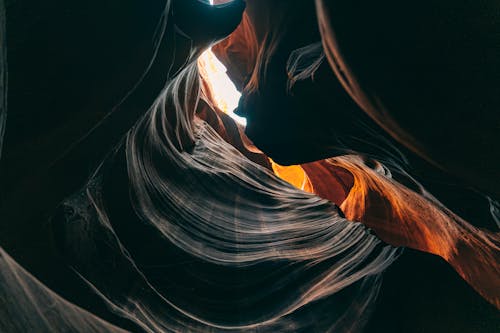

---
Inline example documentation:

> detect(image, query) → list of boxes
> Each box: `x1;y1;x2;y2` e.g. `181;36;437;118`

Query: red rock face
214;0;500;197
199;85;500;308
208;0;500;309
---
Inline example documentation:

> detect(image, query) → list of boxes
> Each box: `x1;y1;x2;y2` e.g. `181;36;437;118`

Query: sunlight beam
198;48;246;126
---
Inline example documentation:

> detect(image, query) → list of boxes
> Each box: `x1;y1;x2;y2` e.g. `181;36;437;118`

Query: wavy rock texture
0;0;498;332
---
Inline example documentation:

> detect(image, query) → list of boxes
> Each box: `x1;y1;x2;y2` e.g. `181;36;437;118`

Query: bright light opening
198;48;246;126
200;0;244;124
196;31;314;194
208;0;237;4
198;16;314;193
